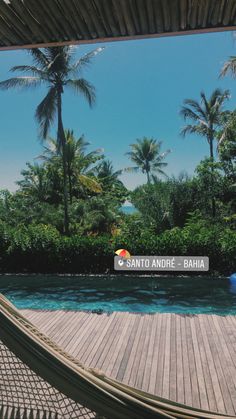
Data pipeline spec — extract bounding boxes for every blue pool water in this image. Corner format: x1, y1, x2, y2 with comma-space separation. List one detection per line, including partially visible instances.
0, 275, 235, 315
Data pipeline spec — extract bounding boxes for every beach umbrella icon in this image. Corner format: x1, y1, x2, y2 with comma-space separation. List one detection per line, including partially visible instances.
115, 249, 131, 259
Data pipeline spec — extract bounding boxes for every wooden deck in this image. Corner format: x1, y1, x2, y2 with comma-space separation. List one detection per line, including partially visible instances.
21, 310, 236, 417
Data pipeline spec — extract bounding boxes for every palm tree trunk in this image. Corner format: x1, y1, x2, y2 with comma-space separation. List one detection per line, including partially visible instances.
146, 171, 151, 184
209, 137, 214, 161
57, 89, 69, 235
68, 171, 73, 204
209, 135, 216, 218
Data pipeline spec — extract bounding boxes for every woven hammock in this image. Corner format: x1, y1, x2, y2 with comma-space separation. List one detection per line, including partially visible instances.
0, 294, 234, 419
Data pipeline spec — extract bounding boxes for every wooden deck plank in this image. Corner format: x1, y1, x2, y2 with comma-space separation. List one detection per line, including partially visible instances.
20, 310, 236, 416
185, 316, 200, 408
220, 316, 236, 367
189, 316, 208, 410
141, 314, 157, 392
57, 312, 92, 353
198, 314, 226, 413
155, 314, 167, 397
116, 315, 141, 382
71, 313, 107, 359
90, 313, 121, 370
123, 315, 146, 386
48, 311, 79, 341
204, 315, 235, 415
169, 314, 177, 402
180, 315, 192, 406
32, 310, 66, 334
67, 313, 105, 359
99, 313, 127, 372
148, 314, 162, 395
162, 313, 171, 399
135, 314, 153, 390
209, 316, 236, 411
110, 313, 136, 379
175, 315, 184, 404
83, 313, 118, 367
89, 312, 120, 369
194, 316, 217, 412
226, 315, 236, 356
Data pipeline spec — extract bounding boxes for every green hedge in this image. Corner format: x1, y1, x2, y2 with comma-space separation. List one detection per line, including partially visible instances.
114, 223, 236, 275
0, 221, 234, 274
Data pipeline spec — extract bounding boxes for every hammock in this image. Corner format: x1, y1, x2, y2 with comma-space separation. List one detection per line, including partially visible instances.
0, 294, 234, 419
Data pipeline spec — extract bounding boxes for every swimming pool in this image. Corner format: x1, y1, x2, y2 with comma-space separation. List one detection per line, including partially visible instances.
0, 275, 235, 315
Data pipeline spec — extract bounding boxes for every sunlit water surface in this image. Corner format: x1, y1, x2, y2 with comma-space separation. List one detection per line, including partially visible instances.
0, 275, 234, 315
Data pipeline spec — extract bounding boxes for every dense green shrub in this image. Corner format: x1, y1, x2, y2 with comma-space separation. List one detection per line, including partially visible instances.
0, 221, 234, 274
115, 217, 236, 274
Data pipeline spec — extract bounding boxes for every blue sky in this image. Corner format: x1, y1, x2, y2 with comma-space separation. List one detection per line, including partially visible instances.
0, 30, 235, 191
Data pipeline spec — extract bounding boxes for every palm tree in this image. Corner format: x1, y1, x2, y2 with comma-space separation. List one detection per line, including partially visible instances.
180, 89, 230, 217
0, 46, 103, 234
17, 162, 50, 202
180, 89, 230, 161
96, 160, 122, 188
125, 137, 170, 183
40, 130, 102, 203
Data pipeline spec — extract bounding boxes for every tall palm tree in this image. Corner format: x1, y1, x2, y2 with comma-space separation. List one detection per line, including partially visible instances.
0, 46, 103, 234
125, 137, 170, 183
180, 89, 230, 217
180, 89, 230, 161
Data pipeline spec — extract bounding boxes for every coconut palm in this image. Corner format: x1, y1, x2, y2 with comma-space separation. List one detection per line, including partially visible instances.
39, 130, 102, 203
95, 160, 127, 205
0, 46, 103, 234
125, 137, 170, 183
180, 89, 230, 161
180, 89, 230, 217
17, 162, 50, 202
96, 160, 122, 187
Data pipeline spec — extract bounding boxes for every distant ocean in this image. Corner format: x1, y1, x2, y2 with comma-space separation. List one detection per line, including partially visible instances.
120, 205, 137, 214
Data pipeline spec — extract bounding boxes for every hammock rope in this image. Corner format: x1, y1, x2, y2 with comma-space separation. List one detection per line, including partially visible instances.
0, 294, 234, 419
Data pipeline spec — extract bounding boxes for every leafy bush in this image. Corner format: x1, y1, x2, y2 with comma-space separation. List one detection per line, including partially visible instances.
115, 217, 236, 274
0, 221, 234, 274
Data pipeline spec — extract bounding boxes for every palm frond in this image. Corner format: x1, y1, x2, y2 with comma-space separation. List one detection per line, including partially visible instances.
220, 56, 236, 78
180, 124, 206, 137
215, 89, 230, 107
11, 65, 48, 79
209, 88, 227, 108
152, 161, 168, 169
180, 106, 200, 122
29, 49, 50, 68
78, 174, 102, 193
72, 47, 105, 72
66, 78, 96, 107
153, 149, 171, 161
152, 168, 168, 177
182, 99, 206, 120
0, 77, 41, 90
35, 87, 57, 139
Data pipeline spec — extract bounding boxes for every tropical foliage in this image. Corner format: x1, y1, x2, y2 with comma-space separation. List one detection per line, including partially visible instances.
0, 46, 103, 234
0, 46, 235, 274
